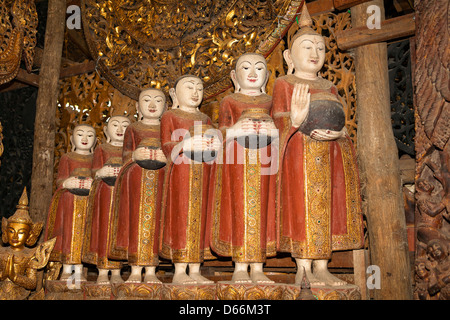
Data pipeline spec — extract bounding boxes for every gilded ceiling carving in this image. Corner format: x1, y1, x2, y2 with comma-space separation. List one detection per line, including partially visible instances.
81, 0, 304, 100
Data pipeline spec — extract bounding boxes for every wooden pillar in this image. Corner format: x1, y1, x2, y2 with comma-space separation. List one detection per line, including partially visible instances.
352, 0, 413, 299
29, 0, 66, 225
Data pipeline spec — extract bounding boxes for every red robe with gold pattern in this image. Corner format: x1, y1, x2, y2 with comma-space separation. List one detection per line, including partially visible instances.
44, 152, 93, 264
82, 143, 123, 269
272, 75, 364, 259
210, 93, 277, 263
159, 109, 215, 263
108, 121, 165, 266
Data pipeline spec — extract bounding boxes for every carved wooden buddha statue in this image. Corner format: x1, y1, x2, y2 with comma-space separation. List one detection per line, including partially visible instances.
211, 53, 278, 284
272, 4, 364, 286
160, 75, 220, 284
109, 89, 167, 284
82, 115, 130, 285
44, 124, 96, 283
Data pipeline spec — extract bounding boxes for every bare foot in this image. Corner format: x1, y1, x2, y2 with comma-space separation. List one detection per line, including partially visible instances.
312, 260, 347, 286
97, 273, 110, 285
295, 267, 325, 286
231, 270, 252, 284
126, 273, 142, 283
250, 263, 274, 284
189, 272, 213, 284
172, 273, 197, 285
144, 273, 162, 284
314, 269, 347, 287
250, 271, 274, 284
110, 273, 124, 285
187, 263, 213, 284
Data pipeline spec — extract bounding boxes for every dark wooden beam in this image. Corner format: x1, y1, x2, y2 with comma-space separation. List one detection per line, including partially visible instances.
66, 29, 92, 60
336, 13, 415, 50
14, 69, 40, 87
33, 47, 76, 68
393, 0, 414, 13
308, 0, 335, 16
59, 60, 96, 79
333, 0, 372, 10
4, 60, 96, 91
0, 80, 30, 93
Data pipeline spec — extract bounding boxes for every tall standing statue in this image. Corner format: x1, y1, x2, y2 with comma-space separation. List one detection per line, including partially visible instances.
0, 188, 56, 299
108, 88, 167, 284
82, 115, 131, 284
271, 5, 364, 286
44, 123, 96, 282
160, 75, 220, 284
211, 53, 278, 283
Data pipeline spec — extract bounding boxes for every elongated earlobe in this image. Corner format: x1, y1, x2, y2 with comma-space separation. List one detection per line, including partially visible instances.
90, 138, 97, 153
230, 70, 241, 92
104, 126, 111, 143
169, 88, 178, 108
135, 101, 143, 120
283, 49, 294, 75
262, 70, 271, 94
70, 135, 76, 152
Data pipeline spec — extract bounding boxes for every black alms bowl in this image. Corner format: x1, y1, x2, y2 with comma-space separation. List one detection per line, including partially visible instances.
135, 145, 167, 170
67, 176, 91, 196
236, 134, 272, 149
101, 164, 121, 186
299, 99, 345, 136
136, 159, 167, 170
68, 188, 90, 196
184, 150, 217, 163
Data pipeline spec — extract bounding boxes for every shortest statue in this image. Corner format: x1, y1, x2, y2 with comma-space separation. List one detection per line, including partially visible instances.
44, 123, 96, 282
0, 188, 56, 300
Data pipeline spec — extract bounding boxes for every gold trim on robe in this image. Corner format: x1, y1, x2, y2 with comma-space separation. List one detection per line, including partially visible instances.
66, 195, 88, 264
272, 75, 364, 260
131, 169, 159, 266
278, 136, 364, 259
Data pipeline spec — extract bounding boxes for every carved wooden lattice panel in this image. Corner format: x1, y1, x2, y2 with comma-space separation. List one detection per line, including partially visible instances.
0, 86, 36, 219
0, 0, 38, 84
388, 39, 415, 157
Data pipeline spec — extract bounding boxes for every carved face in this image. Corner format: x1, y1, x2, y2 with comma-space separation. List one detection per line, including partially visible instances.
137, 88, 166, 120
289, 34, 325, 75
427, 241, 447, 262
6, 222, 31, 251
105, 116, 131, 144
175, 76, 203, 109
415, 261, 428, 279
72, 125, 96, 153
233, 54, 267, 93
